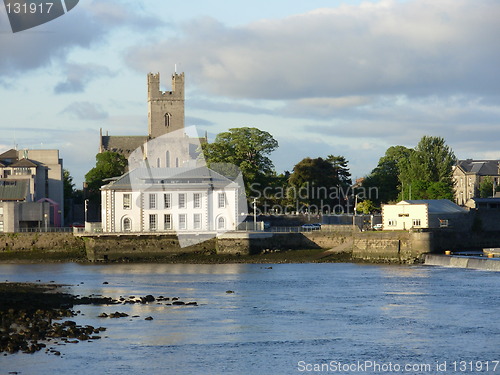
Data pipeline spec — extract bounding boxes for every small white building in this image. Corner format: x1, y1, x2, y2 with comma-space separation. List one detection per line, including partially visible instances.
101, 166, 242, 233
382, 199, 468, 230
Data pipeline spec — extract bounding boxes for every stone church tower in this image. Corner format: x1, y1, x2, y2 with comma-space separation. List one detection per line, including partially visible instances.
147, 72, 185, 138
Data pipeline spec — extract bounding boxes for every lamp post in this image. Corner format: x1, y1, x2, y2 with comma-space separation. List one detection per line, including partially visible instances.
44, 213, 48, 232
253, 198, 257, 231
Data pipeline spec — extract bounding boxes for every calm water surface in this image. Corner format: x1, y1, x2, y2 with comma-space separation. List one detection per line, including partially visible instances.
0, 263, 499, 375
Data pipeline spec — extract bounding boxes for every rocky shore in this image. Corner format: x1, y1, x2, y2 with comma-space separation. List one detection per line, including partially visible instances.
0, 283, 198, 355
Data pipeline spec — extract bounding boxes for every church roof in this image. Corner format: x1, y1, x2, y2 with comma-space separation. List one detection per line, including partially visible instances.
0, 180, 29, 201
101, 136, 149, 157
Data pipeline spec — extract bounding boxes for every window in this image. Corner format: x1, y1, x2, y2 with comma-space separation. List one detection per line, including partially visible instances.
0, 221, 3, 232
149, 194, 156, 209
179, 214, 187, 230
439, 219, 449, 228
164, 214, 172, 230
123, 194, 131, 210
164, 113, 171, 127
166, 151, 170, 168
149, 214, 157, 231
194, 214, 202, 229
218, 193, 226, 208
123, 218, 131, 232
0, 207, 3, 215
178, 193, 186, 209
193, 193, 201, 209
412, 219, 421, 227
388, 220, 397, 227
164, 193, 171, 209
217, 216, 226, 230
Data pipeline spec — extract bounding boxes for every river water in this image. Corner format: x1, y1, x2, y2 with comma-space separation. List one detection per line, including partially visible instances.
0, 262, 499, 375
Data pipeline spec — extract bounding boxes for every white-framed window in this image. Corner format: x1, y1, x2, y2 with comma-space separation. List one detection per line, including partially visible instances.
164, 193, 171, 209
193, 193, 201, 209
0, 221, 3, 232
164, 214, 172, 230
123, 194, 131, 210
179, 214, 187, 230
412, 219, 421, 227
218, 192, 226, 208
194, 213, 202, 230
149, 194, 157, 209
217, 216, 226, 230
178, 193, 186, 209
149, 214, 157, 231
388, 220, 397, 227
123, 217, 131, 232
0, 207, 3, 215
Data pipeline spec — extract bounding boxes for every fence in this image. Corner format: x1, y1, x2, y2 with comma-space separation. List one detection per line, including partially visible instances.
18, 227, 74, 233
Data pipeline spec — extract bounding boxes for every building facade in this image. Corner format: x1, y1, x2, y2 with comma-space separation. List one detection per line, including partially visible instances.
101, 166, 241, 233
0, 149, 64, 231
453, 160, 500, 206
382, 200, 468, 230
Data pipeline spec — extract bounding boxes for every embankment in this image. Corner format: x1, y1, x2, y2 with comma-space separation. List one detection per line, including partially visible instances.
0, 233, 86, 262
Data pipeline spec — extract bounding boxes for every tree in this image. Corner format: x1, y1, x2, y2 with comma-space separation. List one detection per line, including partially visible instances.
398, 136, 456, 200
85, 152, 127, 203
362, 146, 412, 204
63, 169, 75, 201
201, 127, 278, 194
356, 199, 376, 214
326, 155, 352, 189
479, 177, 494, 198
288, 156, 351, 212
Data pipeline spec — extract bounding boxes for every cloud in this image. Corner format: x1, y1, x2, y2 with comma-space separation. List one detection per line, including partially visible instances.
0, 0, 164, 80
125, 0, 500, 101
186, 116, 215, 127
54, 63, 115, 94
62, 101, 108, 120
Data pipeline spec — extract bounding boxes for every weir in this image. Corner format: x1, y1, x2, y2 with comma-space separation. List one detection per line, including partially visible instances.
424, 254, 500, 271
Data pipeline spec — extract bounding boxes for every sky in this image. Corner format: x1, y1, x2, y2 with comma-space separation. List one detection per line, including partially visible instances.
1, 0, 500, 187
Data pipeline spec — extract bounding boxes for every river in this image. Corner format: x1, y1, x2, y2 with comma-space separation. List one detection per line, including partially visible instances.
0, 262, 499, 374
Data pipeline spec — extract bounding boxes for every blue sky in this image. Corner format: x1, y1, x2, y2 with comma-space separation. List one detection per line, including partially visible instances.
1, 0, 500, 187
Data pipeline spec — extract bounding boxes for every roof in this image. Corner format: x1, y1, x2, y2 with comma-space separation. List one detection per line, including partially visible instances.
398, 199, 468, 214
0, 180, 29, 201
0, 149, 18, 160
102, 166, 241, 191
9, 158, 38, 168
456, 160, 500, 176
100, 136, 149, 157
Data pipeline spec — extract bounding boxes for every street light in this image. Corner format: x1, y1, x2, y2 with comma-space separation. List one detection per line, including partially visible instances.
253, 198, 257, 231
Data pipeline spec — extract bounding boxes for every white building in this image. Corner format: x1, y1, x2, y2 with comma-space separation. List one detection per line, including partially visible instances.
382, 200, 468, 230
101, 166, 242, 233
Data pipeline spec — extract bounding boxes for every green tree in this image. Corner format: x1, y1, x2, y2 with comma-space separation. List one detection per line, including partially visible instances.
63, 169, 75, 201
356, 199, 376, 214
85, 152, 127, 203
288, 156, 350, 212
326, 155, 352, 189
479, 177, 494, 198
399, 136, 456, 200
201, 127, 279, 194
362, 146, 412, 204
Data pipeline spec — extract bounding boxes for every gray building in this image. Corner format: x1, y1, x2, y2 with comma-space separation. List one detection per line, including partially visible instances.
0, 148, 64, 231
453, 159, 500, 205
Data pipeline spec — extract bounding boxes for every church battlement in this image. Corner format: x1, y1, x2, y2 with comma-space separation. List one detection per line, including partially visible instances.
147, 72, 185, 138
147, 72, 184, 100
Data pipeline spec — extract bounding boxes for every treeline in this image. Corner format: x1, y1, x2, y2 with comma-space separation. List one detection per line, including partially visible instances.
72, 127, 458, 215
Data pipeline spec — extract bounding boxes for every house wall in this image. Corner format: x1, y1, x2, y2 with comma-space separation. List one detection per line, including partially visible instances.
382, 203, 428, 230
102, 187, 238, 233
